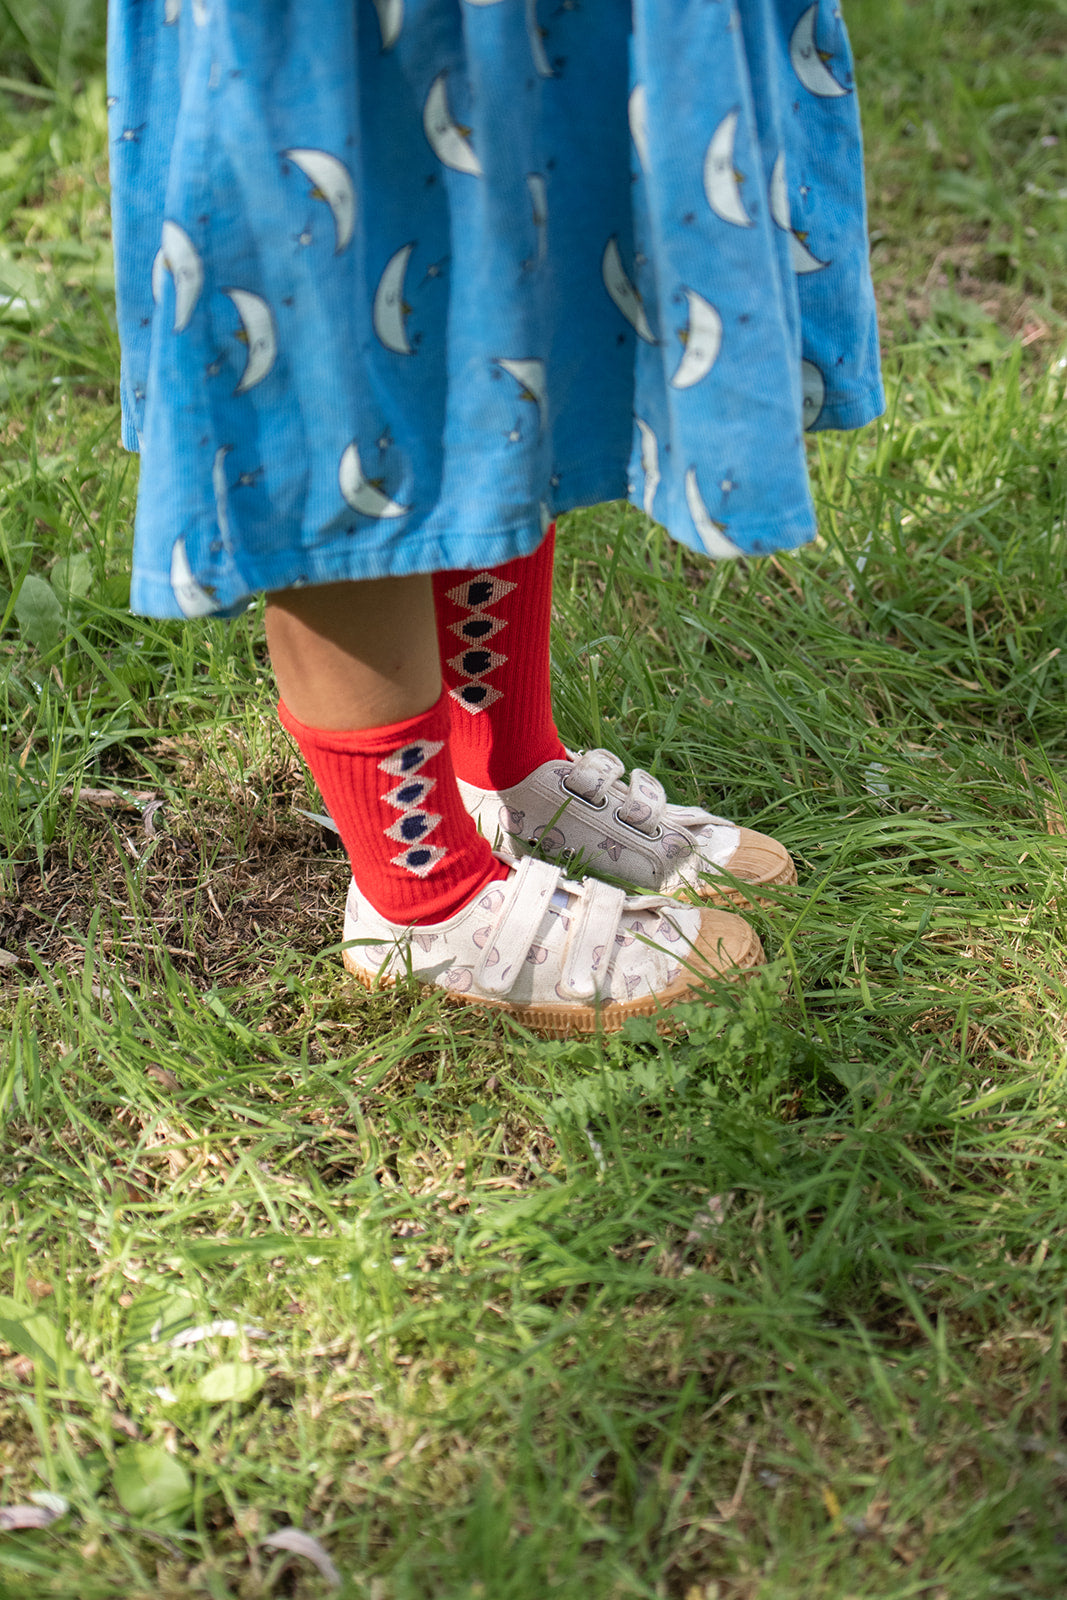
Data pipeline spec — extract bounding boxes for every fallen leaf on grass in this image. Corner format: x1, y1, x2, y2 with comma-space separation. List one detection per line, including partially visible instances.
169, 1319, 267, 1348
261, 1528, 342, 1589
0, 1504, 62, 1530
145, 1065, 182, 1092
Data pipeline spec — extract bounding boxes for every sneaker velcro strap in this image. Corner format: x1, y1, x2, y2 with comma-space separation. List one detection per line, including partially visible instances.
562, 749, 625, 806
558, 878, 627, 1002
473, 855, 563, 997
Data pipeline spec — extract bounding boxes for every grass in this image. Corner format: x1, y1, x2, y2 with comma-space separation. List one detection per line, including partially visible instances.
2, 1, 1067, 1596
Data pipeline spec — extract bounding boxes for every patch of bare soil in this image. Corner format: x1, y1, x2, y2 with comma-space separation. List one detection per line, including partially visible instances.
0, 794, 345, 991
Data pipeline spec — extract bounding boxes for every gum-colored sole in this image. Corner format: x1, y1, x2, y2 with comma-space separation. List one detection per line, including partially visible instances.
696, 828, 798, 906
342, 906, 765, 1039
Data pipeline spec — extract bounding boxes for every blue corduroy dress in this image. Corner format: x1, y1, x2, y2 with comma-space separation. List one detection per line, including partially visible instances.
107, 0, 883, 618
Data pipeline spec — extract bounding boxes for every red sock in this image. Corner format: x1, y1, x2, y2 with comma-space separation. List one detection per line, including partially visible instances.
433, 524, 569, 791
278, 690, 508, 925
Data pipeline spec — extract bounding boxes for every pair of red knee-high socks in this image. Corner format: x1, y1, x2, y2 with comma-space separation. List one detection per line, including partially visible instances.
278, 526, 568, 926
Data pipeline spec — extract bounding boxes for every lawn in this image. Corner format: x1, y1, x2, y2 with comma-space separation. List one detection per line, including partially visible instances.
2, 2, 1067, 1596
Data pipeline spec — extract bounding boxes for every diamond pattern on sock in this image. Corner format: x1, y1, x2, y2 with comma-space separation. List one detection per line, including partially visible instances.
380, 740, 447, 877
442, 572, 516, 717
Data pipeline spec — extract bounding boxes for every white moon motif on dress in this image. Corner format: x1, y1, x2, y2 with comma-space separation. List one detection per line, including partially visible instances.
373, 243, 415, 355
769, 152, 828, 273
373, 0, 403, 49
789, 5, 849, 97
171, 538, 219, 618
670, 289, 722, 390
527, 174, 547, 265
628, 84, 650, 173
423, 73, 483, 176
281, 148, 356, 252
164, 0, 180, 23
684, 468, 744, 560
602, 237, 655, 344
802, 359, 826, 430
526, 0, 554, 78
151, 247, 166, 305
223, 289, 277, 393
703, 110, 752, 228
339, 442, 411, 519
160, 220, 203, 334
192, 0, 208, 24
212, 446, 235, 556
636, 418, 660, 517
496, 358, 546, 428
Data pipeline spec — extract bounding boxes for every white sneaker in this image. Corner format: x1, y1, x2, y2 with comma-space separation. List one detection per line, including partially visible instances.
456, 750, 797, 902
343, 854, 764, 1037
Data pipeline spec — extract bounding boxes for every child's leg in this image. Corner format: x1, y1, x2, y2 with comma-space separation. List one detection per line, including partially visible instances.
267, 576, 507, 927
433, 530, 796, 902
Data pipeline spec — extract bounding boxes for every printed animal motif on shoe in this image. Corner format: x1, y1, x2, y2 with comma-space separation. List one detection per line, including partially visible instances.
479, 887, 506, 913
499, 804, 525, 834
623, 972, 644, 999
597, 837, 623, 863
526, 943, 549, 964
619, 799, 654, 827
656, 917, 682, 943
614, 927, 635, 947
443, 966, 474, 992
413, 931, 439, 951
472, 924, 493, 949
533, 824, 566, 854
660, 830, 690, 860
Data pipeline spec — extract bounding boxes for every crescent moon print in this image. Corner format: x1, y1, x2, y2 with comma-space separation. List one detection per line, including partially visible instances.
164, 0, 180, 22
192, 0, 207, 23
171, 538, 219, 618
526, 0, 554, 78
281, 149, 356, 252
527, 174, 548, 265
373, 243, 415, 355
670, 289, 722, 390
636, 418, 660, 517
159, 221, 203, 334
372, 0, 403, 49
789, 5, 850, 97
703, 110, 752, 228
802, 359, 826, 429
628, 84, 650, 173
496, 358, 546, 427
212, 446, 235, 555
684, 468, 744, 560
339, 442, 411, 519
769, 153, 828, 273
423, 73, 483, 177
151, 247, 166, 305
602, 237, 656, 344
223, 288, 277, 393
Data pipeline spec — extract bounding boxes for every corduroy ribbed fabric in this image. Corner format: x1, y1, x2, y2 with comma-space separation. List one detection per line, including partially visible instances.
433, 525, 569, 791
278, 690, 508, 926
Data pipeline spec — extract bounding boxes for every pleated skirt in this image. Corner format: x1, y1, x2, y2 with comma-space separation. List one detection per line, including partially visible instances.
107, 0, 883, 618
